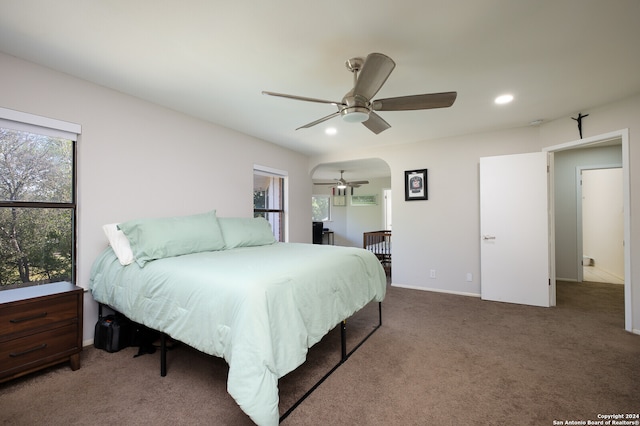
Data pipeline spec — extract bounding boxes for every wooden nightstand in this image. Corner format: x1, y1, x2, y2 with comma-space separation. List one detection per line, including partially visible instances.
0, 281, 83, 383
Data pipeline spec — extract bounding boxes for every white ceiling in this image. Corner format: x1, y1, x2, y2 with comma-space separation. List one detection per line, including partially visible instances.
1, 1, 639, 180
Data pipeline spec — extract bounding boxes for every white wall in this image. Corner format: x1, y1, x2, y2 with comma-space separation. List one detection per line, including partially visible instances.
582, 168, 624, 280
310, 92, 640, 332
312, 128, 541, 296
0, 52, 312, 342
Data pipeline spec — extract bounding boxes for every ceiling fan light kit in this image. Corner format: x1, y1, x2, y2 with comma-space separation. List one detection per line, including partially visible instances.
263, 52, 457, 134
341, 107, 369, 123
314, 170, 369, 189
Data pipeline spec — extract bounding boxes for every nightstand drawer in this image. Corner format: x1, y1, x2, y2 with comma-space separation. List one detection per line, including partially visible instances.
0, 295, 78, 337
0, 322, 79, 376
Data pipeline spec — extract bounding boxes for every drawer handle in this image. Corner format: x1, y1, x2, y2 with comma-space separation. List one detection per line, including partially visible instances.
10, 343, 48, 358
9, 312, 48, 323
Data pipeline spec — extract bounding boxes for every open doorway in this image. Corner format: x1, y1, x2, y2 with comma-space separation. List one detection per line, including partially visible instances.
545, 129, 631, 331
383, 189, 392, 231
310, 158, 391, 248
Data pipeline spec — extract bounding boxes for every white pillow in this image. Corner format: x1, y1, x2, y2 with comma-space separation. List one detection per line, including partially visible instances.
102, 223, 135, 266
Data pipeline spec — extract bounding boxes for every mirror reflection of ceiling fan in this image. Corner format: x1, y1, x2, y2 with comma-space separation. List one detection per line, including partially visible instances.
262, 52, 457, 134
314, 170, 369, 189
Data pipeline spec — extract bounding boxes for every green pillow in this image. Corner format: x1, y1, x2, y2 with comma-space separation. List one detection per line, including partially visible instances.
218, 217, 277, 249
118, 210, 225, 267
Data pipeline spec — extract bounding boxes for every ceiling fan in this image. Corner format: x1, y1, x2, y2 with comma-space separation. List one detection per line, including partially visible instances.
314, 170, 369, 189
262, 52, 457, 134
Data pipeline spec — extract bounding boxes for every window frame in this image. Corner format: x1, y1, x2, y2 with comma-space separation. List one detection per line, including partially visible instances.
0, 108, 80, 287
312, 194, 331, 222
253, 165, 288, 242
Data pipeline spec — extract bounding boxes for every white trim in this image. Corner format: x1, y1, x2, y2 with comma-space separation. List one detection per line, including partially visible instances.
556, 277, 578, 283
253, 164, 288, 177
547, 152, 557, 306
0, 107, 81, 140
542, 129, 623, 153
391, 282, 481, 298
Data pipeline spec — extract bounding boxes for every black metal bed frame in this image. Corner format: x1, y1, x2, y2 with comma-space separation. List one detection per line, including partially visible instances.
98, 301, 382, 423
276, 301, 382, 423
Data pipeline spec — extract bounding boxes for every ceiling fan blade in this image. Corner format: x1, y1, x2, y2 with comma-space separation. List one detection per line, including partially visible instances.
314, 182, 339, 185
262, 91, 342, 106
296, 111, 341, 130
362, 111, 391, 134
372, 91, 457, 111
348, 180, 369, 185
352, 53, 396, 100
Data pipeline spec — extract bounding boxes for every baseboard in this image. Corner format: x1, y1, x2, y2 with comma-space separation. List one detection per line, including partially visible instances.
391, 282, 480, 298
83, 339, 94, 347
556, 277, 577, 282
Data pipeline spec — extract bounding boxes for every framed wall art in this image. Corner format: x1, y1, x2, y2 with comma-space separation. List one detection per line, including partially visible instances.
351, 194, 377, 206
405, 169, 428, 201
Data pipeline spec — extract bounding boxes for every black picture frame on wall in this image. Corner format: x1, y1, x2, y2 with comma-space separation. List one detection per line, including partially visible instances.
405, 169, 428, 201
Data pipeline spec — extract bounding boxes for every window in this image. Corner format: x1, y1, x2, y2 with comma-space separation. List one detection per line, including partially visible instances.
0, 108, 79, 289
253, 166, 286, 242
312, 195, 331, 222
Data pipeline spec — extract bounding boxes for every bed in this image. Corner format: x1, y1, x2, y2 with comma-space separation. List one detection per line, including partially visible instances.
90, 212, 387, 426
363, 230, 391, 273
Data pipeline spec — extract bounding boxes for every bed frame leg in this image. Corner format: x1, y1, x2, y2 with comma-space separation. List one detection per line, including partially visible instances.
340, 320, 347, 362
160, 333, 167, 377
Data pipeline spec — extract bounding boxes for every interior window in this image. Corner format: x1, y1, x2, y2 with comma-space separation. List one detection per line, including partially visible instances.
0, 120, 77, 289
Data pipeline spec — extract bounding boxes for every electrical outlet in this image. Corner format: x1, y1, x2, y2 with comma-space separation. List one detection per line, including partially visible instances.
466, 273, 473, 282
429, 269, 436, 279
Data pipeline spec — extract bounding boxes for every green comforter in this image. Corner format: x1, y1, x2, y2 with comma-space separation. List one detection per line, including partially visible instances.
89, 242, 386, 426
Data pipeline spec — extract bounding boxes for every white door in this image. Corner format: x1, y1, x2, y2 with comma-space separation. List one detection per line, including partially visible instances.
480, 152, 551, 307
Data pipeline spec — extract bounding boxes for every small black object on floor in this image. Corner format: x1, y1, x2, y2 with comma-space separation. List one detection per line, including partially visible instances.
94, 304, 163, 357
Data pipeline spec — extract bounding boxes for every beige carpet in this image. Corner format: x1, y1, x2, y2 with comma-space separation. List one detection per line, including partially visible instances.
1, 281, 638, 425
